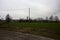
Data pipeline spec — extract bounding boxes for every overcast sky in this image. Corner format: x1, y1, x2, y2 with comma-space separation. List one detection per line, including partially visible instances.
0, 0, 60, 19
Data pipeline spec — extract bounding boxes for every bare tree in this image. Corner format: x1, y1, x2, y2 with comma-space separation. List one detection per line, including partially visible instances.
49, 15, 54, 21
46, 16, 48, 20
6, 14, 11, 22
54, 16, 59, 22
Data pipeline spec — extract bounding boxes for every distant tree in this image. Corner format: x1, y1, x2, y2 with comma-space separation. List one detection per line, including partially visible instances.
0, 16, 1, 21
5, 14, 11, 22
54, 16, 59, 22
46, 16, 48, 20
49, 15, 54, 21
27, 16, 29, 20
45, 16, 49, 22
0, 16, 3, 22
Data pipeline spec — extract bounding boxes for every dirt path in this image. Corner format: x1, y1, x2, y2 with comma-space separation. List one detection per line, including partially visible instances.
0, 30, 55, 40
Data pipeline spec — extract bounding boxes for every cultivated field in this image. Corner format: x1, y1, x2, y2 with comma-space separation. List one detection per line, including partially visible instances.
0, 22, 60, 40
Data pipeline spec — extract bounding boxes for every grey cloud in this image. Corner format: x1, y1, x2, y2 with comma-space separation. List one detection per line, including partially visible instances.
0, 0, 60, 19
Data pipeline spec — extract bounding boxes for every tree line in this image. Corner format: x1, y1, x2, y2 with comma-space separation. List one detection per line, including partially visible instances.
0, 14, 60, 23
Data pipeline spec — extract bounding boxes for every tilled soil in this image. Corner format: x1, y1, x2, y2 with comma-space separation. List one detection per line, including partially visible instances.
0, 30, 55, 40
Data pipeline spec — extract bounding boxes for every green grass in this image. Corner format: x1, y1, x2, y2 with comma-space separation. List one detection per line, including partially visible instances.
0, 22, 60, 40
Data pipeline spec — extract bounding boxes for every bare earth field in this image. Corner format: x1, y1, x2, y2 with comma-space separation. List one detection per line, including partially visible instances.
0, 30, 55, 40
